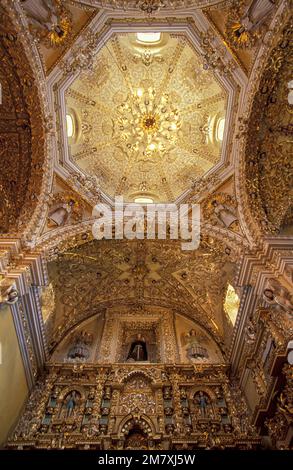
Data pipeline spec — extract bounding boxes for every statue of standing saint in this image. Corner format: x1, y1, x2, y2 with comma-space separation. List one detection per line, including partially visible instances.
64, 391, 79, 418
126, 333, 148, 362
195, 391, 210, 418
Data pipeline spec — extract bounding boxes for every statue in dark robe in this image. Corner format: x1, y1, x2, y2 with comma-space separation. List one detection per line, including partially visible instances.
127, 333, 148, 361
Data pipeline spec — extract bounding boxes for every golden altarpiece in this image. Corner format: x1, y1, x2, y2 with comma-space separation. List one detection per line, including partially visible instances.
0, 0, 292, 452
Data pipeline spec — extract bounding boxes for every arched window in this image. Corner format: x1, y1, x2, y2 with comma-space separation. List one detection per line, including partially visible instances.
224, 284, 240, 326
216, 117, 225, 142
134, 197, 154, 204
136, 32, 161, 44
66, 113, 74, 138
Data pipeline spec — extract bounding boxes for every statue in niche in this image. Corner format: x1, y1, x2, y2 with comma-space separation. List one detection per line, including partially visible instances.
263, 280, 293, 316
62, 391, 80, 419
211, 199, 238, 229
194, 391, 211, 419
127, 333, 148, 362
183, 329, 209, 362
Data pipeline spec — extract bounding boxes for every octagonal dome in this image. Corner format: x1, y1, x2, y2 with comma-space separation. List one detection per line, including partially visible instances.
65, 32, 227, 203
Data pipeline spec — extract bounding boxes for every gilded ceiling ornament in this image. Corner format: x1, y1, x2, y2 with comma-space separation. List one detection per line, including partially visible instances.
244, 23, 293, 234
87, 0, 230, 10
45, 238, 232, 346
67, 172, 101, 203
116, 87, 182, 160
138, 0, 166, 14
0, 11, 46, 236
61, 29, 108, 75
200, 29, 236, 75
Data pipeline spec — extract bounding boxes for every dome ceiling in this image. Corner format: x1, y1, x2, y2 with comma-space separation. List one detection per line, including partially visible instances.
65, 32, 227, 202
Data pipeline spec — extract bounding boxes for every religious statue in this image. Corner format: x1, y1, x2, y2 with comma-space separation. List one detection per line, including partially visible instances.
184, 329, 209, 362
67, 331, 93, 362
263, 281, 293, 316
194, 391, 210, 418
211, 200, 238, 229
126, 333, 148, 362
63, 391, 79, 418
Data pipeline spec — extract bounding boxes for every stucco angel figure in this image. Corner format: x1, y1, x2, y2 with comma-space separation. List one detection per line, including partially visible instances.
182, 329, 209, 362
263, 280, 293, 316
211, 199, 238, 229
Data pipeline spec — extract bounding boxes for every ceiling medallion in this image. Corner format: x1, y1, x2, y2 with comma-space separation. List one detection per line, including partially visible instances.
116, 87, 182, 159
139, 0, 166, 14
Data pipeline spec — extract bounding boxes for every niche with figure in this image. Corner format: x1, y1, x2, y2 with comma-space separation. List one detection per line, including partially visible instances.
192, 391, 214, 419
120, 328, 157, 363
49, 315, 104, 363
175, 314, 223, 364
59, 390, 81, 420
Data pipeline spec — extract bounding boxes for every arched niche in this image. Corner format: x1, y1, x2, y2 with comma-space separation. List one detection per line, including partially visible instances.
50, 313, 105, 363
49, 308, 224, 365
175, 313, 224, 364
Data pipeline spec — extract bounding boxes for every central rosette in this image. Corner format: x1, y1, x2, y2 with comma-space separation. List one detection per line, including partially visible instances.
116, 87, 181, 159
141, 113, 159, 133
